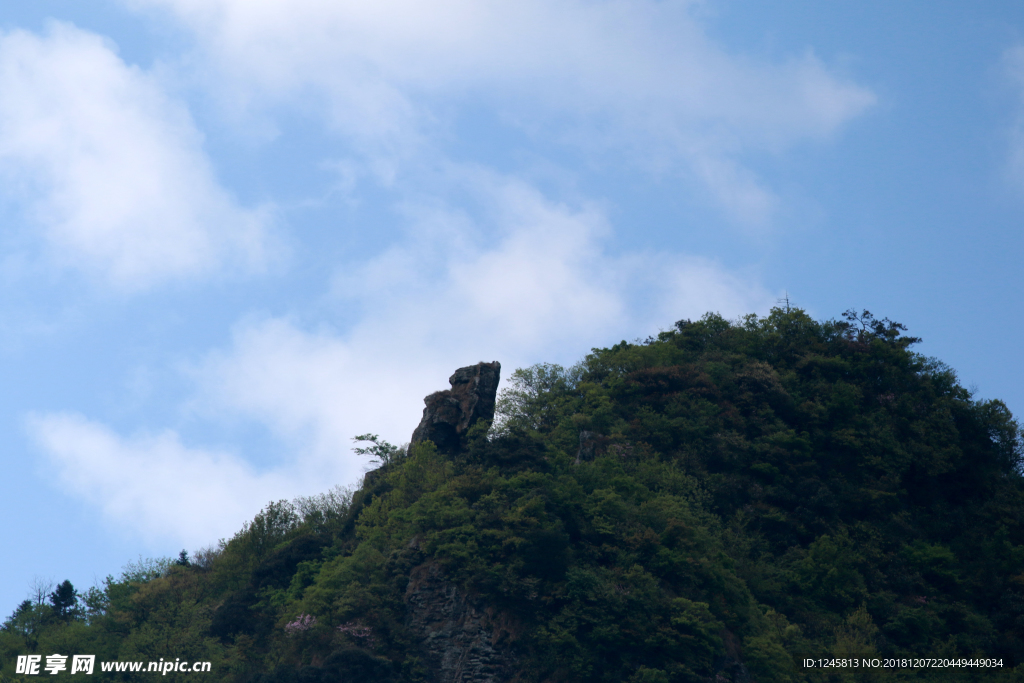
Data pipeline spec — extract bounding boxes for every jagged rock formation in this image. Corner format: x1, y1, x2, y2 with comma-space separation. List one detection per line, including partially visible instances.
403, 364, 517, 682
411, 362, 501, 453
405, 561, 517, 683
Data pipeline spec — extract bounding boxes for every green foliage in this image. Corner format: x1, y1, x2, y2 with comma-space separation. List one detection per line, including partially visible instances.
4, 307, 1023, 682
48, 581, 79, 623
352, 434, 406, 467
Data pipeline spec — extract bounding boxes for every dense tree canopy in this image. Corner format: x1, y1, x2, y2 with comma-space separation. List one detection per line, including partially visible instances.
3, 308, 1023, 682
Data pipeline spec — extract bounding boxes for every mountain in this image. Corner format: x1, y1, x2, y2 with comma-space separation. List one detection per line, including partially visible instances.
3, 307, 1023, 682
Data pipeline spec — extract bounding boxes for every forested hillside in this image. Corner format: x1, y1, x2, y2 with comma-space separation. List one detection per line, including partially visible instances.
3, 308, 1023, 682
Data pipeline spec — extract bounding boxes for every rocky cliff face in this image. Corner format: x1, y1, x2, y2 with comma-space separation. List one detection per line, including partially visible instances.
405, 561, 517, 683
410, 362, 501, 453
403, 363, 517, 683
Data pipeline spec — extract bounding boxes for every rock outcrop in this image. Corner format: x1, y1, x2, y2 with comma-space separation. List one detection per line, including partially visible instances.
411, 362, 501, 453
405, 561, 517, 683
716, 629, 752, 683
403, 363, 515, 682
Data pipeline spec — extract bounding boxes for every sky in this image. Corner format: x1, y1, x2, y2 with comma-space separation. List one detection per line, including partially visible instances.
0, 0, 1022, 614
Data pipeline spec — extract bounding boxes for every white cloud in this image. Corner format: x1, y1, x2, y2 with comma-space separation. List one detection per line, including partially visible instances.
199, 172, 774, 455
0, 23, 275, 289
25, 413, 294, 548
122, 0, 874, 226
196, 317, 435, 462
26, 170, 774, 543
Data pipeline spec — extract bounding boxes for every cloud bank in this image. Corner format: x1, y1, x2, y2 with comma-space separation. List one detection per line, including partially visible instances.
0, 23, 274, 289
29, 172, 774, 544
123, 0, 875, 225
20, 1, 871, 546
203, 174, 773, 446
25, 413, 292, 548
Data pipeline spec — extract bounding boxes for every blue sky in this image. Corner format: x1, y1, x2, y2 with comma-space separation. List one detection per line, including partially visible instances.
1, 0, 1022, 614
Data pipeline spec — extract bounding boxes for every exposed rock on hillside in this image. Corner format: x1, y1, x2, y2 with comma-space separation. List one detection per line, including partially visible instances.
411, 362, 500, 453
405, 561, 517, 683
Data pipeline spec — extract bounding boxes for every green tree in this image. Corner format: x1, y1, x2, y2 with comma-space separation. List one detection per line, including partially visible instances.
49, 580, 79, 622
352, 433, 405, 467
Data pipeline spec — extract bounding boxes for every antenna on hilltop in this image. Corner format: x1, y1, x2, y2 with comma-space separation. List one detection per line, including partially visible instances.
777, 291, 792, 313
